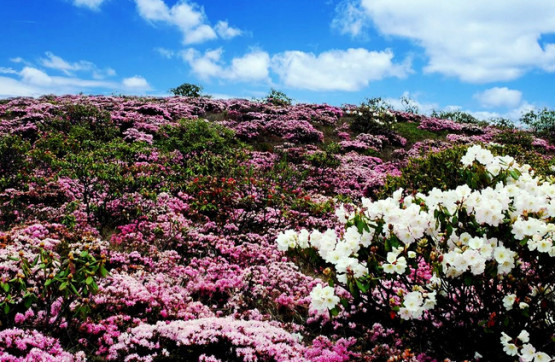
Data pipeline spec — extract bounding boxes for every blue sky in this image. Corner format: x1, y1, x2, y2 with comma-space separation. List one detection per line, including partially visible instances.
0, 0, 554, 121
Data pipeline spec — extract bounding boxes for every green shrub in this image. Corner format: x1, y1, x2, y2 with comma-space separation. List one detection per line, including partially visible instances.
392, 122, 448, 145
46, 104, 118, 143
379, 143, 555, 198
520, 107, 555, 141
265, 89, 293, 106
494, 129, 533, 148
431, 109, 485, 125
156, 119, 241, 156
169, 83, 203, 98
0, 135, 31, 189
350, 98, 396, 135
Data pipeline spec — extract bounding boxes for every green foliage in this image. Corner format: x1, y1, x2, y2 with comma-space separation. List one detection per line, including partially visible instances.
431, 109, 484, 125
350, 98, 396, 135
380, 143, 555, 198
265, 89, 293, 106
156, 119, 241, 156
379, 145, 469, 197
169, 83, 203, 98
0, 135, 31, 189
1, 241, 107, 324
490, 117, 516, 130
520, 107, 555, 141
392, 122, 448, 145
400, 95, 419, 114
494, 129, 533, 148
47, 104, 118, 143
304, 149, 340, 169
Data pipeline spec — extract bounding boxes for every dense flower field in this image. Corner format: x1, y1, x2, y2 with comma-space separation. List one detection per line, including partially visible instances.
0, 95, 553, 361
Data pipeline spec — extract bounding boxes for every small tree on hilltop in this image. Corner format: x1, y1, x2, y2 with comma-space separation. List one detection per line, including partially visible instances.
170, 83, 203, 98
265, 89, 292, 106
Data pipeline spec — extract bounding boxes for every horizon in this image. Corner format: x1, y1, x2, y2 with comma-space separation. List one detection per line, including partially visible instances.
0, 0, 554, 121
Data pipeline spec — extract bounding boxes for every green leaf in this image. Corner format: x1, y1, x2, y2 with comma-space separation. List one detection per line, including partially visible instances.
509, 169, 521, 180
330, 307, 340, 317
44, 279, 52, 287
340, 297, 350, 309
464, 275, 473, 286
59, 282, 68, 291
3, 304, 9, 314
355, 279, 370, 293
0, 282, 9, 293
80, 251, 89, 258
85, 276, 93, 285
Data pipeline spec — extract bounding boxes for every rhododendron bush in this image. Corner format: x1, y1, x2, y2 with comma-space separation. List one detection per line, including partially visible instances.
0, 95, 553, 361
279, 145, 554, 361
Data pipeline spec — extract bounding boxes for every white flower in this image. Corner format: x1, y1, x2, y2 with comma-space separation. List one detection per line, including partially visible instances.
335, 204, 348, 224
517, 330, 530, 343
298, 229, 310, 249
520, 344, 536, 361
276, 230, 298, 251
310, 284, 340, 312
503, 342, 519, 356
493, 246, 514, 264
533, 352, 552, 362
503, 294, 516, 310
500, 332, 512, 343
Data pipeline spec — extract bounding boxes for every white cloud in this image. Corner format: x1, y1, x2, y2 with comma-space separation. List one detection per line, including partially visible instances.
73, 0, 106, 10
122, 76, 151, 90
182, 48, 270, 82
0, 67, 18, 75
155, 47, 175, 58
331, 0, 369, 38
39, 52, 116, 79
0, 64, 151, 97
135, 0, 250, 44
40, 51, 93, 75
473, 87, 523, 108
334, 0, 555, 83
384, 91, 439, 115
271, 48, 411, 91
215, 21, 243, 39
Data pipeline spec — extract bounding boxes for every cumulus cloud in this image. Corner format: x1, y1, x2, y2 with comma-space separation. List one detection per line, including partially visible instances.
215, 21, 243, 39
270, 48, 411, 91
155, 47, 175, 58
40, 51, 94, 75
40, 52, 116, 79
473, 87, 523, 108
122, 75, 151, 90
134, 0, 242, 44
0, 57, 151, 98
181, 48, 270, 82
333, 0, 555, 83
72, 0, 106, 10
331, 0, 369, 38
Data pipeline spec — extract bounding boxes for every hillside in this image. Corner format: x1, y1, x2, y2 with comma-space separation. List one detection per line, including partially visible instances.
0, 95, 554, 361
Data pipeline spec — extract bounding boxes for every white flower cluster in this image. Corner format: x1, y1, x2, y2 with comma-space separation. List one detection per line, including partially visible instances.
309, 284, 340, 312
276, 145, 555, 316
399, 290, 437, 320
501, 331, 552, 361
278, 223, 373, 290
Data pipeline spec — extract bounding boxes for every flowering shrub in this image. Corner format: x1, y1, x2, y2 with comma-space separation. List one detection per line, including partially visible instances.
279, 145, 554, 361
0, 95, 553, 361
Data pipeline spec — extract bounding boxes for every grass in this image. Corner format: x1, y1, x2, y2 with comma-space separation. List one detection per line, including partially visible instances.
392, 122, 450, 146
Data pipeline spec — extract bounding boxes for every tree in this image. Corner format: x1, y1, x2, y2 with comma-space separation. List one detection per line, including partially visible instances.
169, 83, 203, 97
520, 107, 555, 141
265, 89, 292, 106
